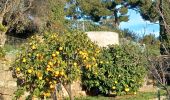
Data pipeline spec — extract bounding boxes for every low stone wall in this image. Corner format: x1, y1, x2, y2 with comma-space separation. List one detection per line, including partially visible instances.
0, 52, 86, 100
0, 32, 6, 47
0, 59, 17, 100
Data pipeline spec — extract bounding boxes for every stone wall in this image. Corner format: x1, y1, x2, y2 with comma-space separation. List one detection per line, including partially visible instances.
0, 17, 6, 47
0, 59, 17, 100
0, 51, 86, 100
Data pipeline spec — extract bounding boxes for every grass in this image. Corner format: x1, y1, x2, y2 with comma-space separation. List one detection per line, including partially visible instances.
3, 44, 16, 52
115, 92, 158, 100
0, 44, 21, 59
70, 91, 167, 100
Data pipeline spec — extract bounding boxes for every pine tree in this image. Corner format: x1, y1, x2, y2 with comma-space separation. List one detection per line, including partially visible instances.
138, 0, 170, 54
66, 0, 140, 28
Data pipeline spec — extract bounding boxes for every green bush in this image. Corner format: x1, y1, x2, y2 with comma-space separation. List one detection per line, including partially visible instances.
82, 44, 147, 96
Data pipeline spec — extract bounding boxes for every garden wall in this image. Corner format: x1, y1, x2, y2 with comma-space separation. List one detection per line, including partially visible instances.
0, 59, 17, 100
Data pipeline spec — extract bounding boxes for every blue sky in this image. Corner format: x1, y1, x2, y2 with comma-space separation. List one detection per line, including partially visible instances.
120, 10, 160, 37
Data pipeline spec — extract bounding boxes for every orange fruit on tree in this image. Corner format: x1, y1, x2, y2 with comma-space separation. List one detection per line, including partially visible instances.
73, 62, 77, 66
52, 53, 56, 57
46, 67, 51, 72
38, 76, 43, 80
56, 51, 59, 55
27, 69, 32, 74
22, 58, 26, 63
112, 86, 116, 89
125, 88, 129, 92
134, 92, 137, 95
16, 67, 20, 72
55, 71, 59, 76
31, 45, 36, 50
60, 71, 64, 76
59, 47, 63, 51
50, 84, 55, 89
48, 61, 53, 66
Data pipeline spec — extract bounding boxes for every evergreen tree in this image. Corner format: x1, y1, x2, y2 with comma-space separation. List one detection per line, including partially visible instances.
137, 0, 170, 54
66, 0, 140, 28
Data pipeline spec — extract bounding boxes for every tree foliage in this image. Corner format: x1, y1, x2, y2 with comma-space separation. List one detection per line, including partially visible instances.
66, 0, 140, 28
137, 0, 170, 54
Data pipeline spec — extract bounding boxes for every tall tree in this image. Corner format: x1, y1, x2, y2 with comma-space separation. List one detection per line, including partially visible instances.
137, 0, 170, 54
2, 0, 48, 38
66, 0, 140, 28
0, 0, 23, 46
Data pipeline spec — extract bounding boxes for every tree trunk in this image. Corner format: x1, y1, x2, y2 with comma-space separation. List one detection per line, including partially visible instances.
159, 0, 170, 55
0, 17, 7, 47
114, 10, 119, 29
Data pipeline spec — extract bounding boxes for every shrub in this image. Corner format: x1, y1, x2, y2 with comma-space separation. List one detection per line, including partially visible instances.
82, 44, 147, 96
0, 47, 5, 58
0, 23, 7, 32
12, 31, 100, 99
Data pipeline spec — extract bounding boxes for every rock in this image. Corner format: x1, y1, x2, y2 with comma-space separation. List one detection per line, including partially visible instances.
0, 71, 6, 80
0, 62, 5, 70
0, 31, 6, 47
0, 81, 5, 87
3, 63, 11, 71
58, 81, 86, 99
7, 81, 17, 88
0, 87, 16, 95
0, 60, 17, 100
71, 81, 86, 97
57, 84, 69, 98
1, 95, 12, 100
6, 71, 14, 80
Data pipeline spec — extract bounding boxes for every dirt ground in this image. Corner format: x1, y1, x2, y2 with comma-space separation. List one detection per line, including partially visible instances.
139, 85, 158, 92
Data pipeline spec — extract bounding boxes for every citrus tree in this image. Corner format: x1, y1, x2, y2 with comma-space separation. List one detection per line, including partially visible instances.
12, 30, 147, 99
82, 44, 147, 96
12, 31, 100, 99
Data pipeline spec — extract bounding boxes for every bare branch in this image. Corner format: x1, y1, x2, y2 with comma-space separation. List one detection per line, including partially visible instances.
156, 0, 170, 34
22, 0, 34, 12
0, 0, 21, 17
146, 54, 170, 97
0, 0, 10, 16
